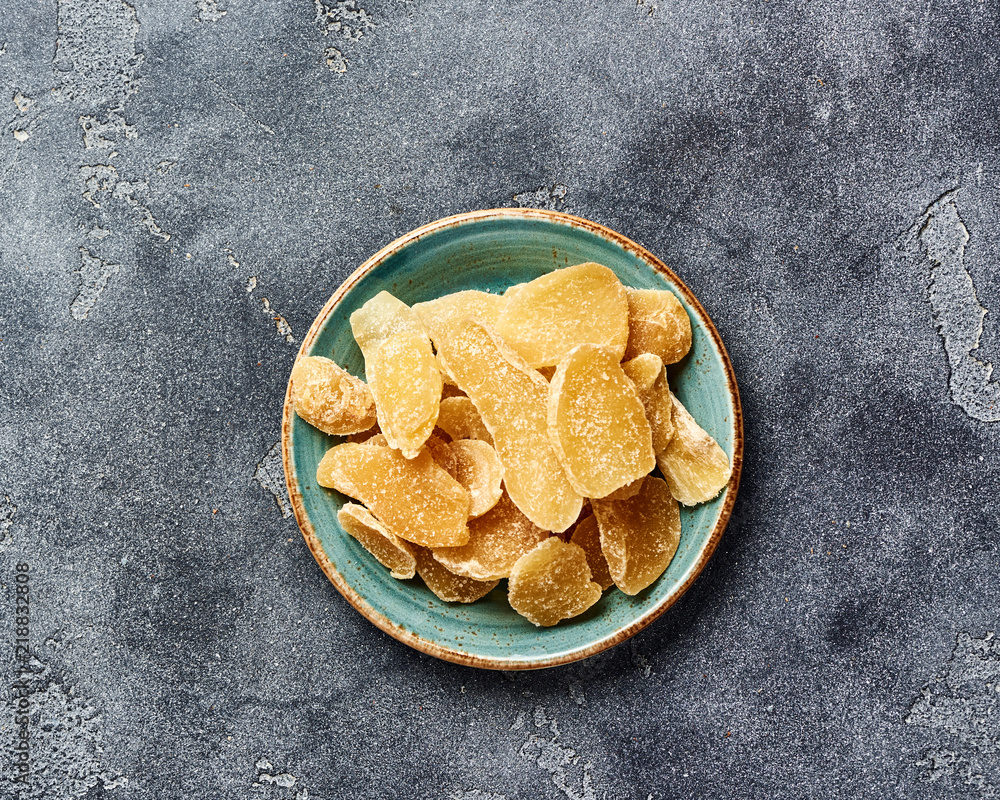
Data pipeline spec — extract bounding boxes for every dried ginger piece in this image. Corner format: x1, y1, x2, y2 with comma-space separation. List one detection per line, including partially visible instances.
367, 329, 443, 458
601, 476, 644, 503
622, 353, 675, 453
436, 318, 583, 532
494, 263, 629, 368
624, 287, 692, 364
338, 503, 416, 579
291, 356, 376, 435
349, 292, 441, 457
592, 476, 680, 595
412, 290, 506, 349
433, 493, 548, 580
436, 396, 493, 445
657, 393, 731, 506
508, 538, 602, 626
548, 343, 655, 499
446, 440, 504, 518
413, 545, 499, 602
569, 514, 614, 591
316, 443, 470, 548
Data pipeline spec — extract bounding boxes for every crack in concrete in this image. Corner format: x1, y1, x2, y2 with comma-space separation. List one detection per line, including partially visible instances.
906, 190, 1000, 421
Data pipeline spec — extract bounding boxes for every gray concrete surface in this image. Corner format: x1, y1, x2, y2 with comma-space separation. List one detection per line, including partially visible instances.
1, 0, 998, 797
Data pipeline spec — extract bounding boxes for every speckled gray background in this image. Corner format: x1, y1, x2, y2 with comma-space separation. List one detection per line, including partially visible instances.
1, 0, 998, 798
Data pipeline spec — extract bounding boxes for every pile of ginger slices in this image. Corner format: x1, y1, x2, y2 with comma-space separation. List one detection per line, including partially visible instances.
291, 262, 732, 627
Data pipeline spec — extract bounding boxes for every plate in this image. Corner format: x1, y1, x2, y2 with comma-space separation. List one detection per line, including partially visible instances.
281, 208, 743, 670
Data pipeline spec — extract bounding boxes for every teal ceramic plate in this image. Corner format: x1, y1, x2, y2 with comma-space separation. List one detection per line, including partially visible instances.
282, 209, 743, 670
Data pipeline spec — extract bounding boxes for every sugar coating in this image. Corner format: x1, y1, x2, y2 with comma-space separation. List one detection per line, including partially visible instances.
413, 545, 499, 602
548, 344, 656, 499
622, 353, 675, 454
446, 439, 504, 518
432, 493, 548, 580
367, 329, 442, 458
592, 476, 680, 595
349, 291, 430, 360
436, 318, 584, 533
436, 396, 494, 445
337, 503, 416, 579
412, 290, 506, 352
494, 263, 629, 368
569, 514, 614, 591
290, 355, 377, 435
657, 393, 732, 506
316, 443, 470, 548
623, 287, 692, 364
507, 538, 602, 627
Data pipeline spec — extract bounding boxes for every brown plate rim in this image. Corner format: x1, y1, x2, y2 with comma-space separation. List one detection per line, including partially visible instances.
281, 207, 744, 670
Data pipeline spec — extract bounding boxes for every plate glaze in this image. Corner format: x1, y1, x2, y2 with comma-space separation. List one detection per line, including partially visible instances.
281, 208, 743, 670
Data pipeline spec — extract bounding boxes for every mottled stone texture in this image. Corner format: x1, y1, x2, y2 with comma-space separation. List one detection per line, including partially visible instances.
0, 0, 998, 798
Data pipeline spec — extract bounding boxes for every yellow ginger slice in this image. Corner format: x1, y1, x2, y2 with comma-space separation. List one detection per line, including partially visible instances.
592, 476, 680, 595
548, 344, 655, 499
602, 476, 644, 503
349, 291, 430, 359
569, 514, 614, 591
337, 503, 416, 579
436, 318, 583, 532
413, 546, 499, 602
446, 440, 504, 518
412, 290, 506, 349
508, 538, 602, 626
433, 493, 548, 580
316, 443, 470, 548
624, 288, 692, 364
290, 356, 377, 435
622, 353, 675, 453
657, 393, 732, 505
436, 396, 493, 445
367, 330, 443, 458
494, 263, 629, 368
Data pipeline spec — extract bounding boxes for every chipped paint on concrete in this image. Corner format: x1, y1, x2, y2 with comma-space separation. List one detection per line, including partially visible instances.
254, 442, 292, 518
262, 297, 295, 344
0, 494, 15, 544
79, 106, 136, 149
906, 631, 1000, 794
79, 163, 170, 241
196, 0, 227, 22
324, 47, 348, 74
12, 129, 28, 142
908, 190, 1000, 421
53, 0, 143, 103
314, 0, 375, 42
71, 248, 119, 320
519, 707, 597, 800
513, 184, 568, 211
13, 91, 33, 112
11, 646, 125, 798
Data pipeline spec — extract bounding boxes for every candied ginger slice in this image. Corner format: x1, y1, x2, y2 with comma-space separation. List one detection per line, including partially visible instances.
435, 318, 583, 532
349, 291, 430, 360
624, 288, 692, 365
412, 290, 506, 348
508, 538, 602, 627
569, 514, 614, 591
548, 343, 655, 499
656, 393, 732, 505
436, 396, 493, 445
494, 263, 629, 368
290, 356, 377, 435
446, 439, 504, 518
316, 443, 470, 548
367, 329, 442, 458
413, 545, 499, 602
592, 476, 680, 595
337, 503, 416, 579
622, 353, 675, 453
432, 493, 548, 580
